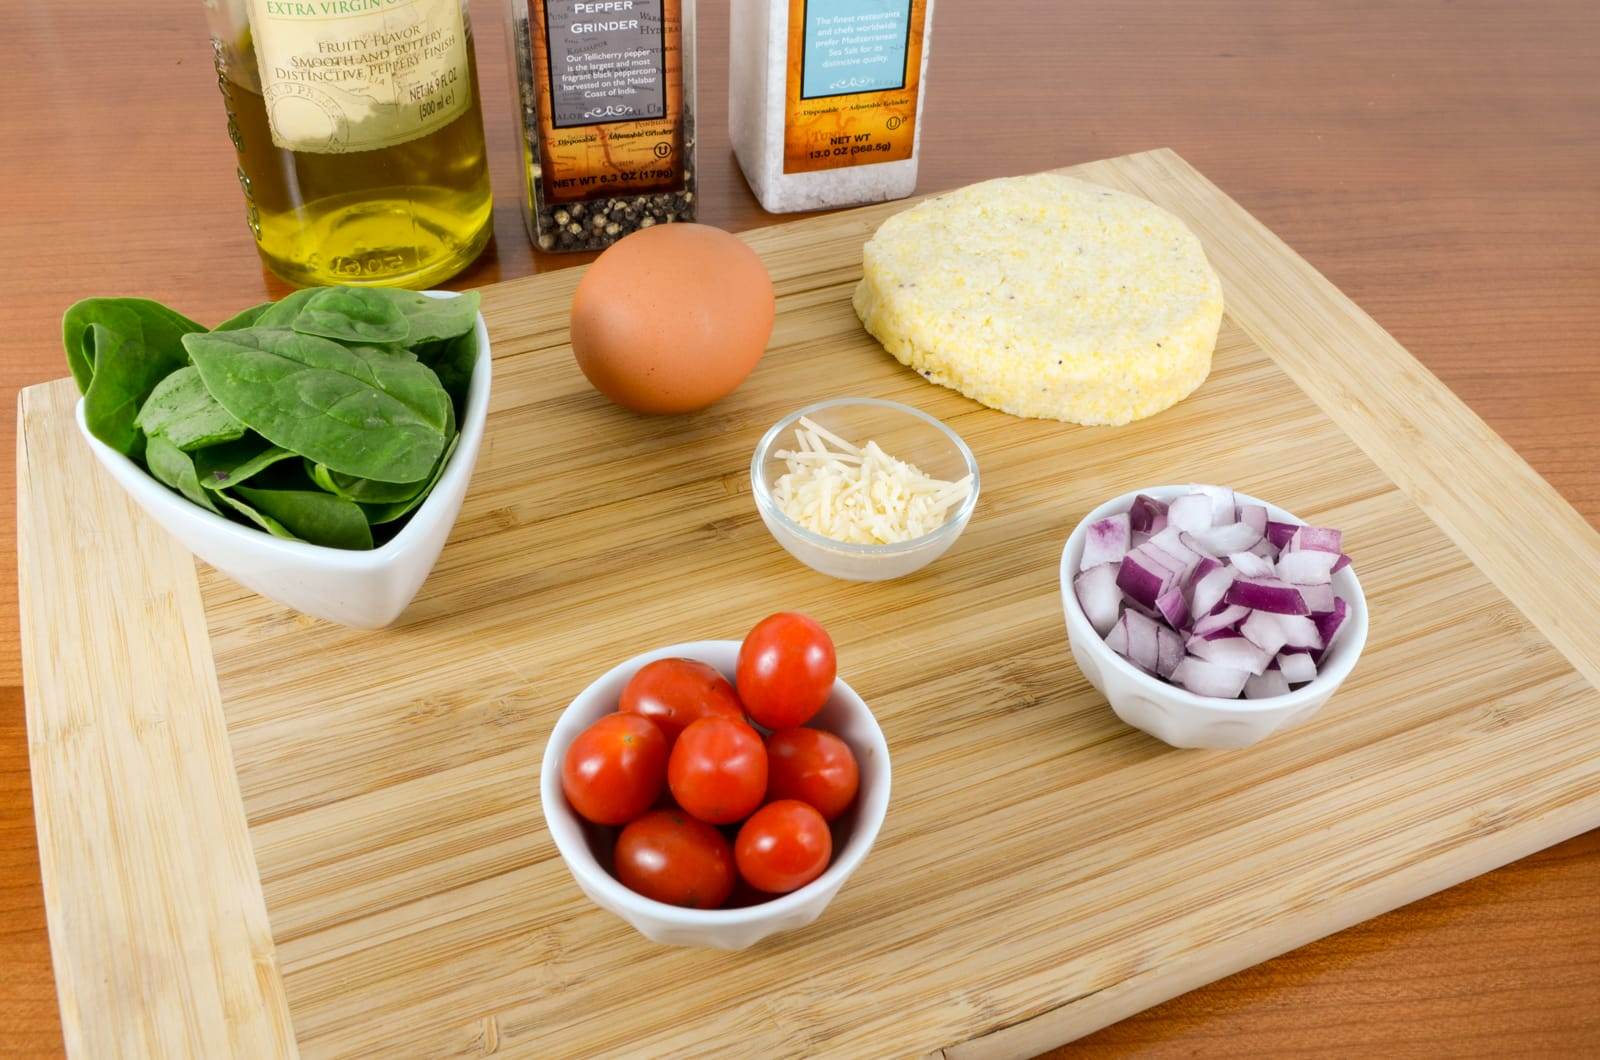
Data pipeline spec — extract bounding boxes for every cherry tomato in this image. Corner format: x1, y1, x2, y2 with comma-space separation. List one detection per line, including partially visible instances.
734, 799, 832, 894
614, 809, 735, 909
561, 713, 667, 826
765, 727, 859, 821
619, 657, 744, 747
668, 717, 768, 824
736, 612, 837, 729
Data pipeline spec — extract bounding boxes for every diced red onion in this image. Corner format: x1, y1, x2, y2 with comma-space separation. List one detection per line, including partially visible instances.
1074, 562, 1122, 637
1273, 613, 1324, 650
1125, 609, 1161, 672
1186, 634, 1271, 675
1227, 551, 1276, 579
1312, 597, 1348, 648
1081, 487, 1353, 700
1191, 519, 1264, 555
1225, 577, 1310, 615
1191, 603, 1249, 636
1173, 656, 1250, 698
1248, 538, 1278, 559
1155, 586, 1189, 629
1167, 493, 1214, 534
1117, 552, 1175, 608
1276, 549, 1337, 585
1287, 525, 1342, 554
1105, 613, 1129, 654
1189, 566, 1234, 618
1277, 651, 1318, 684
1156, 626, 1185, 679
1081, 513, 1131, 569
1128, 494, 1168, 533
1244, 669, 1290, 699
1191, 484, 1236, 525
1296, 583, 1336, 613
1240, 609, 1289, 656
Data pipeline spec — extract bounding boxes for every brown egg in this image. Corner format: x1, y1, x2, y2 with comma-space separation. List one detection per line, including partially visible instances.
570, 223, 775, 414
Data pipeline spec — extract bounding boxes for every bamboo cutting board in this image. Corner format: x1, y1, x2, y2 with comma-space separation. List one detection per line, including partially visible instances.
18, 149, 1600, 1058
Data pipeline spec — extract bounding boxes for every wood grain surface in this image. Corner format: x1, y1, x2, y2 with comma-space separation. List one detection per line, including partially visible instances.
4, 0, 1598, 1055
17, 150, 1600, 1055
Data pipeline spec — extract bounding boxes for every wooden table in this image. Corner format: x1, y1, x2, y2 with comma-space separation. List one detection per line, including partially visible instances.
4, 0, 1597, 1054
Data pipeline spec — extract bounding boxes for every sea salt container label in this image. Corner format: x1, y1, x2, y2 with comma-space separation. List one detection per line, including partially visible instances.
528, 0, 688, 204
783, 0, 926, 174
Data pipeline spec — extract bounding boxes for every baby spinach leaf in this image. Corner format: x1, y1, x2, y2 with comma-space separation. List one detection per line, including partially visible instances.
215, 490, 297, 539
214, 302, 271, 331
418, 329, 478, 413
362, 432, 459, 526
307, 460, 428, 504
193, 439, 299, 490
253, 287, 321, 328
135, 366, 247, 451
63, 298, 205, 457
293, 287, 411, 344
145, 435, 221, 514
182, 327, 448, 483
396, 289, 480, 344
233, 485, 373, 550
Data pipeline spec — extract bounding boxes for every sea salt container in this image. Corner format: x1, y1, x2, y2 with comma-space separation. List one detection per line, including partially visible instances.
730, 0, 935, 213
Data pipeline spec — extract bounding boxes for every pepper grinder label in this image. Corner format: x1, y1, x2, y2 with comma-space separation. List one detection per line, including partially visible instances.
782, 0, 926, 174
529, 0, 686, 204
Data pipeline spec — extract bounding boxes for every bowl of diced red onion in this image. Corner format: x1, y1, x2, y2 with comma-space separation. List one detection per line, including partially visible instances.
1059, 484, 1367, 749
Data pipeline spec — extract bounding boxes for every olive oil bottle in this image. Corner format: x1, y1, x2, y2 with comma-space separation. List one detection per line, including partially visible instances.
204, 0, 493, 288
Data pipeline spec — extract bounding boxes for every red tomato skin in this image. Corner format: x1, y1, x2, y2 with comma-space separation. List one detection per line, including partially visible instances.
734, 799, 833, 894
736, 612, 837, 729
614, 809, 736, 909
765, 727, 860, 821
561, 713, 668, 826
619, 658, 745, 747
668, 717, 768, 824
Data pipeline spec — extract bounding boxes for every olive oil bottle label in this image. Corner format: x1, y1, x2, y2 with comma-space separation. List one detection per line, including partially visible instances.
782, 0, 926, 174
527, 0, 687, 205
246, 0, 472, 154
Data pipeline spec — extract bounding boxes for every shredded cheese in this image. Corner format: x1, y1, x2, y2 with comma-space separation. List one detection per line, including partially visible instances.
772, 417, 973, 545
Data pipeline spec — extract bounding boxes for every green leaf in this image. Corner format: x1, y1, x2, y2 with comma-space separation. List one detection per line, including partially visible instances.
145, 435, 221, 514
215, 490, 297, 539
390, 289, 480, 344
292, 287, 411, 344
182, 327, 449, 483
63, 298, 205, 457
192, 439, 299, 490
362, 432, 459, 526
306, 460, 429, 504
416, 328, 478, 413
233, 485, 374, 550
253, 288, 321, 328
134, 366, 247, 451
214, 302, 271, 331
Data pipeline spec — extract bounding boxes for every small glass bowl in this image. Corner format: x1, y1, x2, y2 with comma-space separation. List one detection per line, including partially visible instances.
750, 398, 980, 581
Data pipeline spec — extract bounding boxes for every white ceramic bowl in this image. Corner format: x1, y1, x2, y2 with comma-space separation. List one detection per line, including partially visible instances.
76, 291, 491, 629
1060, 485, 1368, 749
750, 397, 980, 581
540, 639, 891, 949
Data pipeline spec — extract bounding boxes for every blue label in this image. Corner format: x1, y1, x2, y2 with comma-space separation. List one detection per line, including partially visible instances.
799, 0, 913, 100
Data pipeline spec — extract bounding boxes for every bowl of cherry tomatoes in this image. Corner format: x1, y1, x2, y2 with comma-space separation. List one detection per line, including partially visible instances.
540, 613, 891, 949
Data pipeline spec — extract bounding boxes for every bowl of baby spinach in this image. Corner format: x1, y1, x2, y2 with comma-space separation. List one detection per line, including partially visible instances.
66, 285, 492, 628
